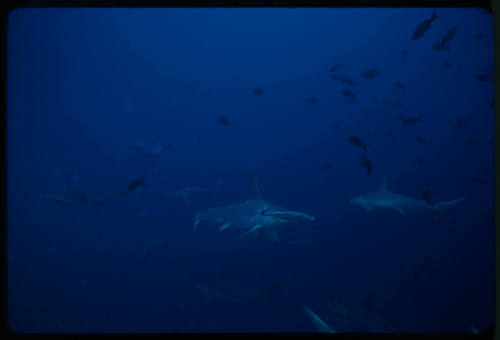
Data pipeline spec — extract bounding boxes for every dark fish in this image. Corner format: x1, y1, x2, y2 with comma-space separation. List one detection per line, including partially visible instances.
480, 169, 490, 177
456, 177, 465, 184
321, 162, 333, 171
474, 33, 484, 39
443, 60, 451, 68
253, 87, 264, 96
468, 175, 482, 183
477, 73, 491, 82
167, 143, 174, 149
331, 74, 356, 86
347, 136, 369, 152
402, 49, 408, 61
394, 81, 405, 89
421, 188, 434, 203
447, 224, 454, 231
453, 119, 469, 128
464, 138, 480, 145
360, 68, 381, 79
401, 114, 424, 125
360, 157, 371, 175
304, 97, 318, 104
341, 89, 356, 104
415, 136, 426, 143
411, 9, 439, 41
416, 158, 425, 165
374, 131, 382, 139
129, 176, 145, 191
386, 131, 396, 140
433, 26, 458, 51
400, 173, 409, 183
330, 64, 342, 72
433, 41, 451, 52
217, 115, 231, 126
395, 114, 405, 120
331, 123, 340, 130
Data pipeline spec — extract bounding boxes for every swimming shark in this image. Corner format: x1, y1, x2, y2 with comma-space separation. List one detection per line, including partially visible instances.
192, 178, 315, 244
349, 177, 467, 215
40, 172, 130, 215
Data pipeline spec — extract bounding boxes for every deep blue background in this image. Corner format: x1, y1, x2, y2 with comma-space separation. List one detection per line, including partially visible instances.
7, 8, 494, 333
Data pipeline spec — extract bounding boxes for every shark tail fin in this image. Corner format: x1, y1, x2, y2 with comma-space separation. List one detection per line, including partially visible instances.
431, 8, 439, 21
433, 196, 467, 211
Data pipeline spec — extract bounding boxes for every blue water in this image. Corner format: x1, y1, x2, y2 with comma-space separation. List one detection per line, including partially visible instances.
7, 7, 494, 333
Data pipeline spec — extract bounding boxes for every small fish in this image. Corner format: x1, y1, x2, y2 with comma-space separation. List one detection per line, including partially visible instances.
305, 97, 318, 104
456, 177, 465, 184
166, 143, 174, 149
411, 9, 439, 41
453, 119, 469, 128
347, 136, 369, 152
421, 188, 434, 203
341, 89, 356, 104
129, 176, 145, 191
360, 68, 381, 79
401, 114, 424, 125
217, 115, 231, 127
402, 49, 408, 61
321, 162, 333, 171
400, 173, 409, 183
447, 224, 454, 231
477, 73, 491, 82
464, 138, 479, 145
395, 114, 405, 120
331, 123, 340, 130
386, 131, 395, 140
468, 175, 482, 183
331, 74, 356, 86
443, 60, 451, 68
416, 158, 425, 165
253, 87, 264, 96
394, 81, 405, 89
480, 169, 490, 177
433, 41, 451, 52
360, 157, 371, 175
473, 33, 484, 39
415, 136, 426, 143
330, 64, 342, 72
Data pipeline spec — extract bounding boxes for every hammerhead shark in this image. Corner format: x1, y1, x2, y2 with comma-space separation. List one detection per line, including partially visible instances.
40, 172, 132, 215
192, 178, 315, 244
349, 177, 467, 215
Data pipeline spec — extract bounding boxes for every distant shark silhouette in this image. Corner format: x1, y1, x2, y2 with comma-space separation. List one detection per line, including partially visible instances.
193, 177, 315, 244
349, 177, 467, 215
40, 172, 131, 215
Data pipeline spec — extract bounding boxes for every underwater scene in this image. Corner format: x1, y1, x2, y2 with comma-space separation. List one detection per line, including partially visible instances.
7, 7, 494, 333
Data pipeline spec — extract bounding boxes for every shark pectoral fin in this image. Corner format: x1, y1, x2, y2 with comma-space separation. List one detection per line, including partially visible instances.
263, 229, 280, 245
219, 222, 231, 231
240, 224, 263, 238
396, 207, 407, 215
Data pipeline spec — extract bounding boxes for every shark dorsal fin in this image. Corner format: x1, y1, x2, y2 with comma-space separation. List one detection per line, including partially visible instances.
378, 177, 389, 192
250, 177, 262, 200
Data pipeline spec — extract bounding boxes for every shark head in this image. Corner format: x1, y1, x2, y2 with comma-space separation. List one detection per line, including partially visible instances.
349, 195, 367, 208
